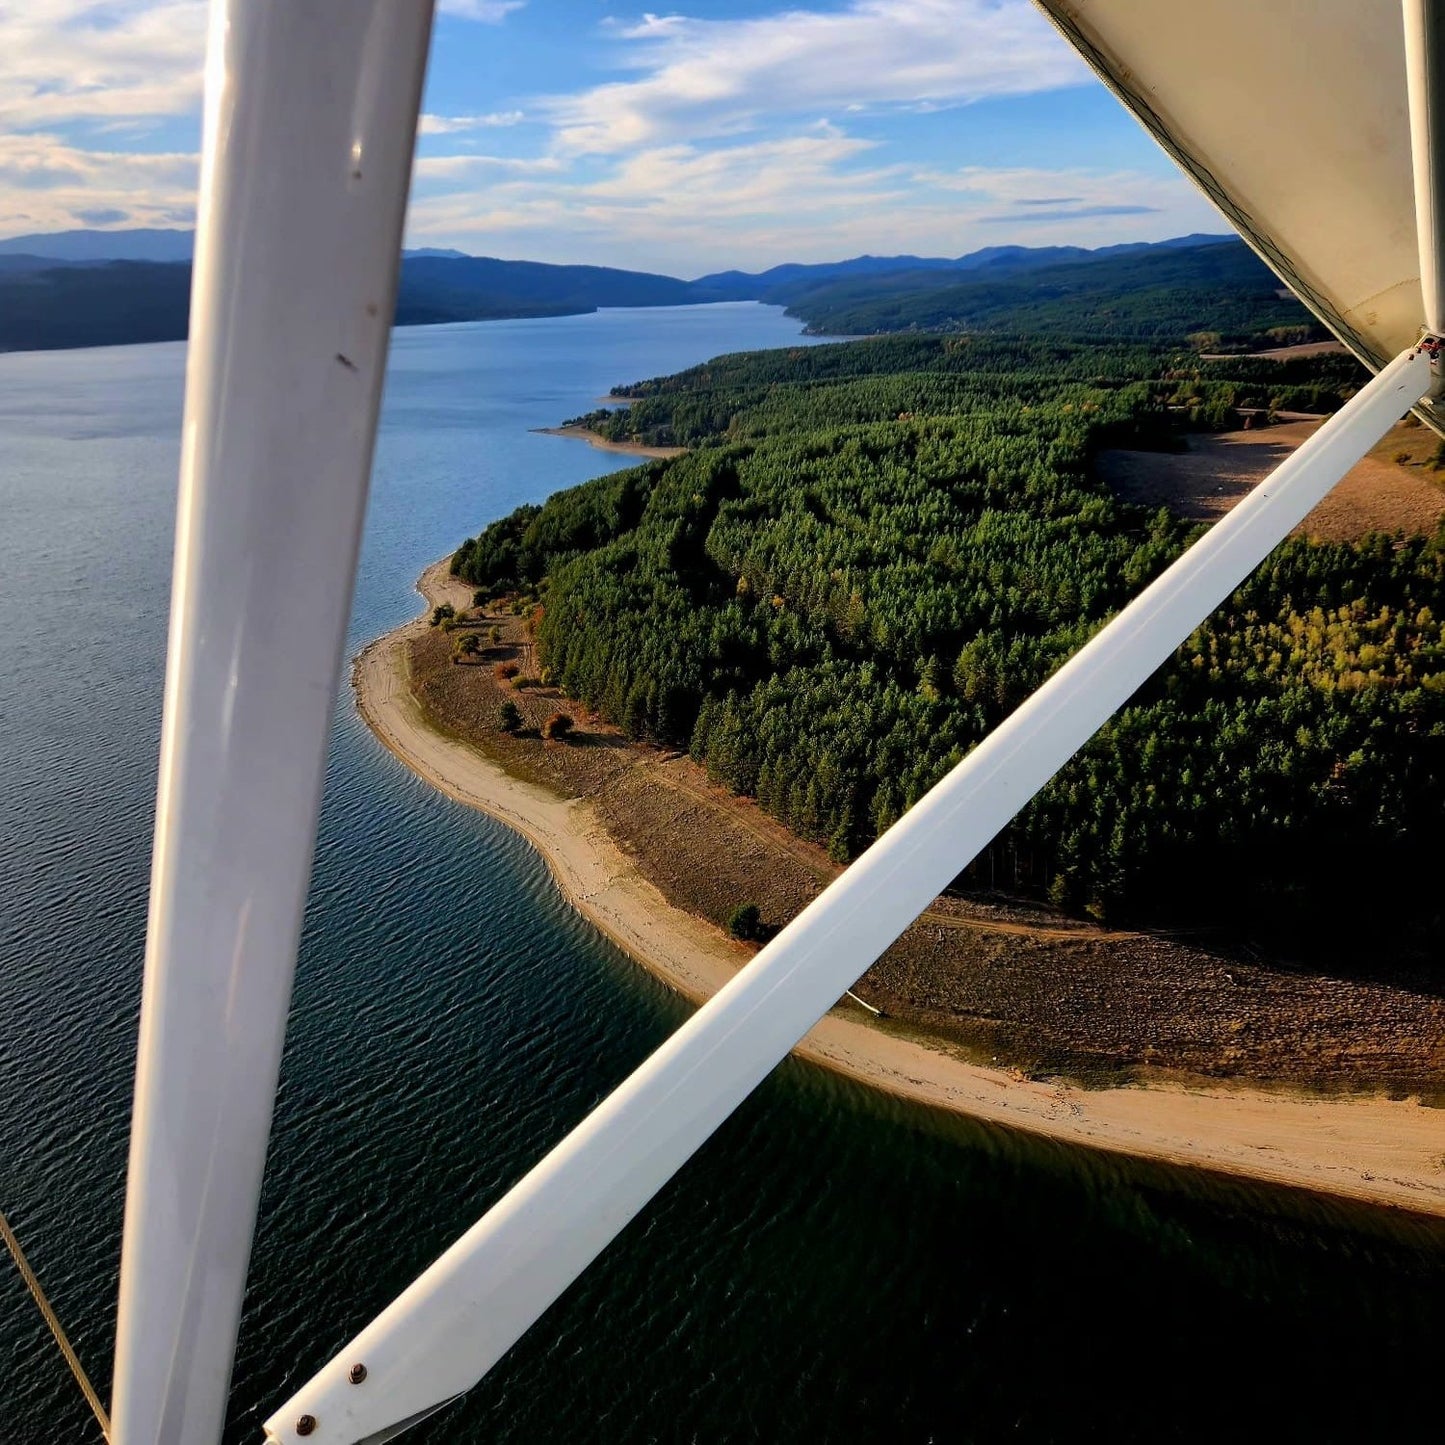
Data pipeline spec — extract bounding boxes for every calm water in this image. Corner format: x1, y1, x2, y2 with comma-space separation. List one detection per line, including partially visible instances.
2, 304, 1443, 1445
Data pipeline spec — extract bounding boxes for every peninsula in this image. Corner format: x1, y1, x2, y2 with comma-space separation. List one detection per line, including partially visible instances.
354, 557, 1445, 1219
354, 331, 1445, 1219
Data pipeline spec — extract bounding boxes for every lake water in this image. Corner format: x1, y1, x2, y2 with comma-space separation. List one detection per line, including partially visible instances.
2, 303, 1443, 1445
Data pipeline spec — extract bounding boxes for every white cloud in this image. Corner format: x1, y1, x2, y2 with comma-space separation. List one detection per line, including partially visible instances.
0, 0, 1215, 275
0, 1, 205, 129
405, 138, 1220, 276
545, 0, 1087, 154
437, 0, 526, 20
414, 152, 563, 179
400, 2, 1191, 271
419, 111, 525, 135
408, 129, 900, 237
0, 0, 521, 135
0, 130, 196, 232
913, 165, 1186, 223
583, 131, 897, 213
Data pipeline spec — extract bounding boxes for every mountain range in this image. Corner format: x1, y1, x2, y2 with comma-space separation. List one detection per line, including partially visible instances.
0, 228, 1307, 354
688, 234, 1231, 302
0, 228, 470, 264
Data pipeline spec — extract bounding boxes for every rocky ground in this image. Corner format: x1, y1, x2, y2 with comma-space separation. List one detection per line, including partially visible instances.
411, 614, 1445, 1097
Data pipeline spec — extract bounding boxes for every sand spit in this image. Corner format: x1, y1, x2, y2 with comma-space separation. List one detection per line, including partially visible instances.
351, 558, 1445, 1220
533, 425, 686, 460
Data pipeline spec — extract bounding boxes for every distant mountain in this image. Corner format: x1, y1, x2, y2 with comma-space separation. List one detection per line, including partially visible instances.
0, 228, 196, 262
0, 262, 193, 351
395, 255, 696, 324
0, 254, 93, 274
780, 238, 1318, 345
0, 254, 701, 353
0, 228, 478, 265
0, 231, 1288, 354
690, 234, 1236, 303
691, 255, 964, 302
0, 226, 1236, 290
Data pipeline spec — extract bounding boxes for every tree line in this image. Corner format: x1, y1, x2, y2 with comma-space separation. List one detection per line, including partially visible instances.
776, 240, 1326, 344
454, 337, 1441, 955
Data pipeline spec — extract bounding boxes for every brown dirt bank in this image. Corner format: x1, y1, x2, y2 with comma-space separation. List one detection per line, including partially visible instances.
349, 559, 1445, 1219
411, 580, 1445, 1098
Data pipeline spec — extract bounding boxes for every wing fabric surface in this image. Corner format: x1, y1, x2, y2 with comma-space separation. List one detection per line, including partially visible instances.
1034, 2, 1435, 415
265, 4, 1443, 1441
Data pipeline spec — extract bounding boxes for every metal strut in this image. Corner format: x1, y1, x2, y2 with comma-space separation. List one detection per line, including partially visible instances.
1, 1211, 111, 1441
265, 346, 1434, 1445
264, 5, 1445, 1445
109, 4, 434, 1444
1405, 0, 1445, 350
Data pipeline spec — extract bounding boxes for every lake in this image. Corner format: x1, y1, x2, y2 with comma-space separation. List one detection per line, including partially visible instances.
1, 303, 1442, 1444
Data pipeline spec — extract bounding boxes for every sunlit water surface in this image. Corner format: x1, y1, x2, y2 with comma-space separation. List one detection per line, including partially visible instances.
2, 304, 1442, 1445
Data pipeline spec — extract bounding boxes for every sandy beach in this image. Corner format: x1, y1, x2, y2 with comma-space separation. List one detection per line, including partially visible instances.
532, 424, 686, 459
353, 558, 1445, 1219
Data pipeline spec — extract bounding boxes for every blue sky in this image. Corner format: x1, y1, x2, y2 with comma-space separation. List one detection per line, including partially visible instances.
0, 1, 1224, 275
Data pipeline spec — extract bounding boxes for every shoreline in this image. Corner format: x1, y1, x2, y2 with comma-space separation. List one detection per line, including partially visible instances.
532, 424, 686, 460
352, 558, 1445, 1220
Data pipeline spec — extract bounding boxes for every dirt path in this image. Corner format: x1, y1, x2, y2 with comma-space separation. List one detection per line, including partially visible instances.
349, 560, 1445, 1219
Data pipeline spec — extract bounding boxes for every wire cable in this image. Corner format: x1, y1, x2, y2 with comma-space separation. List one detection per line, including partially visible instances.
0, 1210, 111, 1441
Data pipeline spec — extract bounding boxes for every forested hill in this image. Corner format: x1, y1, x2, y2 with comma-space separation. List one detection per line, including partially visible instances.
568, 336, 1365, 449
0, 231, 1305, 353
687, 232, 1232, 301
0, 262, 194, 351
454, 337, 1445, 955
777, 240, 1321, 344
0, 254, 699, 353
394, 255, 696, 322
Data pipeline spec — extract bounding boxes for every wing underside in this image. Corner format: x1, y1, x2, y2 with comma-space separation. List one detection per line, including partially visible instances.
1034, 1, 1440, 423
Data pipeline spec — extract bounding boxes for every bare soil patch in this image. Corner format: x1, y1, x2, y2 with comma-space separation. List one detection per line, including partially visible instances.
1098, 419, 1445, 541
1200, 342, 1350, 362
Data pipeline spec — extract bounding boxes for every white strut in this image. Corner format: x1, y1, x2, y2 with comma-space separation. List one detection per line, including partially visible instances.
264, 346, 1433, 1445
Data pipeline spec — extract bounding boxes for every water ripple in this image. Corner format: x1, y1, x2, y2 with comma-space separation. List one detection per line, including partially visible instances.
2, 315, 1444, 1445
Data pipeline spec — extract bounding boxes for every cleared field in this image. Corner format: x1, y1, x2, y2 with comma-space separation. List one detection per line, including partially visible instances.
1098, 418, 1445, 540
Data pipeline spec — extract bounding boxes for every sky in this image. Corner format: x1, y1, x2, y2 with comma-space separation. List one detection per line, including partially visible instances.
0, 0, 1226, 276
